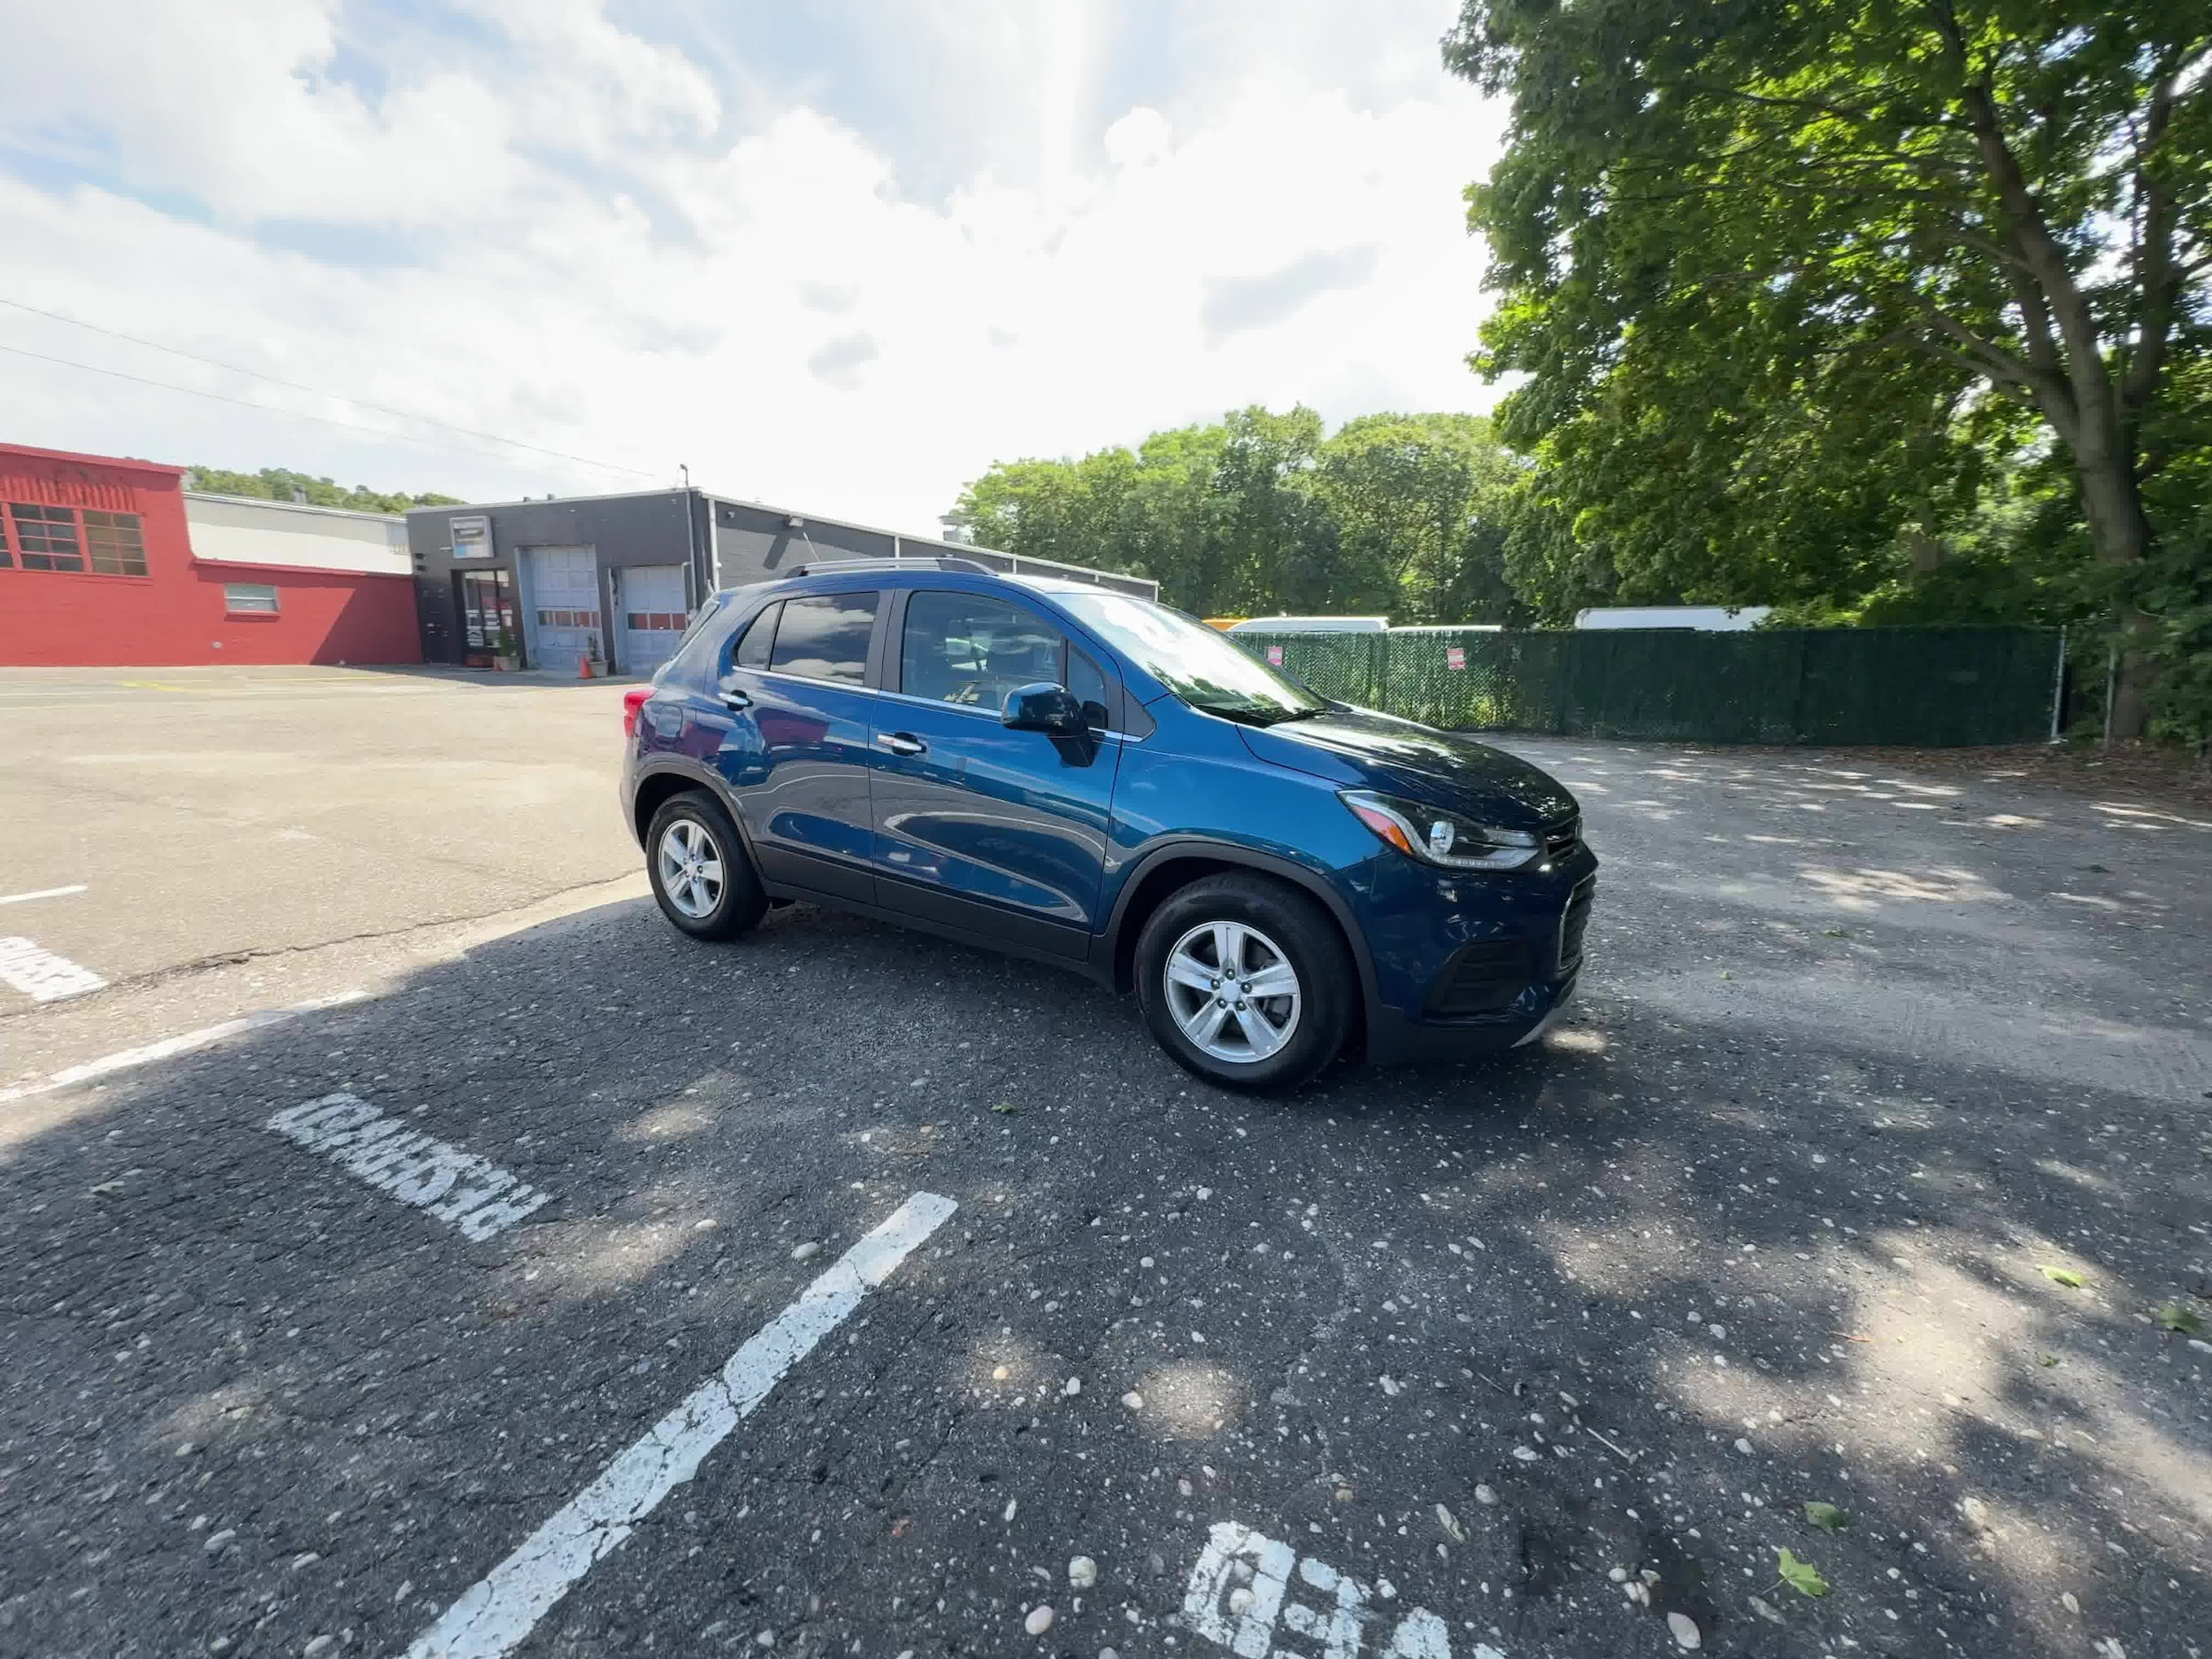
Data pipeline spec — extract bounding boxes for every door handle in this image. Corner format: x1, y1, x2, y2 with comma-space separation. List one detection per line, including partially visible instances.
718, 686, 752, 710
875, 732, 926, 756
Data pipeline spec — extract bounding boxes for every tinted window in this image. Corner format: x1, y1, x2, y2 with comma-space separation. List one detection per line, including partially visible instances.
1069, 648, 1111, 731
732, 601, 779, 669
770, 592, 878, 684
902, 591, 1067, 710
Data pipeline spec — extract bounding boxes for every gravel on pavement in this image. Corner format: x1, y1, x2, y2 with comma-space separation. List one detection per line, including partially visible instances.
1, 736, 2205, 1659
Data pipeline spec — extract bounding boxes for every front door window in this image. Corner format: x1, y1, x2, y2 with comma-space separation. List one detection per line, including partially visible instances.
901, 591, 1075, 715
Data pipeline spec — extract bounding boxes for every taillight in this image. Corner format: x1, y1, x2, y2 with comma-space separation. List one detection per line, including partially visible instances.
622, 687, 652, 739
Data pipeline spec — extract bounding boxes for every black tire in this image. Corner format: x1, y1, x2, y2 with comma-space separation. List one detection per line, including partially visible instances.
644, 790, 768, 941
1133, 872, 1355, 1093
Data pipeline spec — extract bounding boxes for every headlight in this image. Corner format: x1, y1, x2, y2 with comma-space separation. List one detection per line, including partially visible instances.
1340, 789, 1540, 871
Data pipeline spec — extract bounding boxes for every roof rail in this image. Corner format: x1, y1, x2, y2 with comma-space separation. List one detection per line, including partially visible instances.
789, 555, 995, 577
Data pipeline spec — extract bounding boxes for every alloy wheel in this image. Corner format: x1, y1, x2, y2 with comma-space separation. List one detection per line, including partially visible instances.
1162, 920, 1302, 1064
656, 818, 725, 919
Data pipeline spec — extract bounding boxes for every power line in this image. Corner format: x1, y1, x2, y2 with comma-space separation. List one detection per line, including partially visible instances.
0, 296, 663, 481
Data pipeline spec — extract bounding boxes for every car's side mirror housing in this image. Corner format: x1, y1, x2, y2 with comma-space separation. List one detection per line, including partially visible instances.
1002, 682, 1086, 736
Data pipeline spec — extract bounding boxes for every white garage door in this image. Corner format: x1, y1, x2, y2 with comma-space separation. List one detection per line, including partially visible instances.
618, 565, 690, 677
522, 547, 601, 675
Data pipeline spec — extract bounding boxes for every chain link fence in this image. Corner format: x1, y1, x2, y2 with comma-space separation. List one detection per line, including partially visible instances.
1234, 626, 2062, 745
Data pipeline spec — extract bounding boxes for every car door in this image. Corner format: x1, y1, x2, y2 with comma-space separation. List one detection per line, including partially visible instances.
709, 589, 883, 903
869, 587, 1121, 957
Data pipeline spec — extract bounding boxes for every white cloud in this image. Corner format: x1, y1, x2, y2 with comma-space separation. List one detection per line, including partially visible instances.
0, 0, 1507, 528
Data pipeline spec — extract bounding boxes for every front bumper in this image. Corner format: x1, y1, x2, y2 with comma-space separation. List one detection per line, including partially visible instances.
1363, 968, 1578, 1064
1355, 854, 1594, 1066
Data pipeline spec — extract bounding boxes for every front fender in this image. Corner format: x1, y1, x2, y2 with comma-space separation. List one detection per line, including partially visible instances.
1100, 835, 1384, 1038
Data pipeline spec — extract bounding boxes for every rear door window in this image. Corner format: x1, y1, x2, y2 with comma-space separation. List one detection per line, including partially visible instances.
769, 592, 879, 685
732, 601, 779, 670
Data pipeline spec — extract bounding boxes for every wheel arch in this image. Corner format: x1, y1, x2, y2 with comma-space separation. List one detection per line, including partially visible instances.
1103, 840, 1379, 1045
630, 764, 706, 847
630, 761, 763, 873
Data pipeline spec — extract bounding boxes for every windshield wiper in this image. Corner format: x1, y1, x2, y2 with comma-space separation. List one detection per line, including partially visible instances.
1202, 704, 1325, 727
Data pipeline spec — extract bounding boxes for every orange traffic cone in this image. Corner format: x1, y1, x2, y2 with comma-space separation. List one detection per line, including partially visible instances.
578, 652, 595, 680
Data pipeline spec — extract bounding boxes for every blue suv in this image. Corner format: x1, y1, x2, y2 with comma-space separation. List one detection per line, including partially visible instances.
620, 558, 1594, 1092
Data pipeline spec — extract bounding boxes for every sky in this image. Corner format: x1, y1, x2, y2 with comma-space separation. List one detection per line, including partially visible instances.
0, 0, 1509, 533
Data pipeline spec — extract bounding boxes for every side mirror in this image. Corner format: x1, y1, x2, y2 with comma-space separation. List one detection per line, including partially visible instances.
1002, 682, 1085, 736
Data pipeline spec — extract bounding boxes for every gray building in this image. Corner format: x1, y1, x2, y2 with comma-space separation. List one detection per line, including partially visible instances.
405, 488, 1157, 677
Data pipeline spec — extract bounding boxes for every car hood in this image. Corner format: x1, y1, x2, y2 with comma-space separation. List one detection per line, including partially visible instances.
1236, 707, 1578, 828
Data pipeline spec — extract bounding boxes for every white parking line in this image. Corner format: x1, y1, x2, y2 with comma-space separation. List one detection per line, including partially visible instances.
1184, 1521, 1491, 1659
0, 936, 106, 1002
0, 991, 369, 1103
0, 884, 88, 907
266, 1094, 553, 1240
406, 1190, 957, 1659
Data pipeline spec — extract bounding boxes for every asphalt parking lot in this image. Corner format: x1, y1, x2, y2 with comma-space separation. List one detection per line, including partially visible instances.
2, 670, 2208, 1659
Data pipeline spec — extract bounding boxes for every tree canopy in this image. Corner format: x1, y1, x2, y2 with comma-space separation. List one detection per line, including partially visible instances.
186, 465, 461, 515
954, 407, 1527, 625
1447, 0, 2210, 738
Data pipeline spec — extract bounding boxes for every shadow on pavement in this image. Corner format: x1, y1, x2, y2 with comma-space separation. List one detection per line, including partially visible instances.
1, 864, 2203, 1657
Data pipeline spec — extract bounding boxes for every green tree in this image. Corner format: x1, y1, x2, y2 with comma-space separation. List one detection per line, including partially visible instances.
1312, 412, 1524, 623
1447, 0, 2211, 735
953, 407, 1523, 621
187, 465, 461, 515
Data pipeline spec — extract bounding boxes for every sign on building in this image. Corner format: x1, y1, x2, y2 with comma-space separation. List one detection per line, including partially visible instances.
451, 514, 493, 559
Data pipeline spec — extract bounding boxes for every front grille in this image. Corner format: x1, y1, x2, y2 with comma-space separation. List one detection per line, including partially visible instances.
1426, 938, 1532, 1018
1558, 879, 1595, 971
1542, 816, 1580, 864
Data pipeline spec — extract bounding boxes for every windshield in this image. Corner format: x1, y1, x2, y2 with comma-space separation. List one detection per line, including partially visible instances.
1054, 592, 1327, 724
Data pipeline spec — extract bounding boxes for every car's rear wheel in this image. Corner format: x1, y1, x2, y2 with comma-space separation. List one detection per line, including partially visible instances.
1134, 872, 1354, 1092
646, 790, 767, 941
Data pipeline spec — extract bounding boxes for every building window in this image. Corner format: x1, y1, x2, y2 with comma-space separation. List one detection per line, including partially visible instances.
225, 582, 280, 615
10, 503, 84, 572
0, 509, 12, 569
81, 510, 150, 576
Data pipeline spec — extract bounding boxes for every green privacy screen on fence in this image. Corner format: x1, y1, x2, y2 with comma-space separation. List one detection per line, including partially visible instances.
1233, 626, 2062, 746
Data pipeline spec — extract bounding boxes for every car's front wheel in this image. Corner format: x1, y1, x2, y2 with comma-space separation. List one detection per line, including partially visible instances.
645, 790, 768, 941
1134, 872, 1354, 1092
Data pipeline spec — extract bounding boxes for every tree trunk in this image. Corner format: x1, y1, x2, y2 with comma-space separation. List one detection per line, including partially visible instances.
2069, 416, 2158, 740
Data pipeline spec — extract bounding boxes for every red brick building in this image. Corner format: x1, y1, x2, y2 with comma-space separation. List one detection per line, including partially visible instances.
0, 441, 421, 667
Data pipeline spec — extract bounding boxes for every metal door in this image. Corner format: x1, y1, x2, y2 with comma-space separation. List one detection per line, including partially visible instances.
618, 565, 689, 677
521, 546, 601, 673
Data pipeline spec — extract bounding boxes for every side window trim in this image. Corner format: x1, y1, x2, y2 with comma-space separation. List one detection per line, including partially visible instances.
865, 587, 903, 692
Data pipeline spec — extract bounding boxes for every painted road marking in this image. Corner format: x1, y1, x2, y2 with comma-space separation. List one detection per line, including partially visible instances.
0, 937, 106, 1002
0, 884, 88, 907
406, 1190, 958, 1659
0, 991, 369, 1103
266, 1094, 552, 1240
1184, 1521, 1494, 1659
